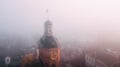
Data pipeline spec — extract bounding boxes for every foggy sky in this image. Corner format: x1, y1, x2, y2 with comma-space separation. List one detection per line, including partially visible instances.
1, 0, 120, 42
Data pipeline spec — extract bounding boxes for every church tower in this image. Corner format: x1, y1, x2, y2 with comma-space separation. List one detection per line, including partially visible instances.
37, 10, 61, 67
38, 9, 58, 48
44, 19, 53, 37
39, 19, 58, 48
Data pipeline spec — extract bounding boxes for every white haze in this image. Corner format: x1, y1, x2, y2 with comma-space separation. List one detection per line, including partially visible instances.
0, 0, 120, 44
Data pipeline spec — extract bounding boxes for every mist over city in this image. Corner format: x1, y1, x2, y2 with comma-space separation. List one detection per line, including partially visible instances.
0, 0, 120, 67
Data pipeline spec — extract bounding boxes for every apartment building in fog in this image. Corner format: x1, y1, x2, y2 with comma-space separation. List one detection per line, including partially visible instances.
85, 49, 120, 67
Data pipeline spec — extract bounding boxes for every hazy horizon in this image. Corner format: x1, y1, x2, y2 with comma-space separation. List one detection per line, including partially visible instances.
1, 0, 120, 43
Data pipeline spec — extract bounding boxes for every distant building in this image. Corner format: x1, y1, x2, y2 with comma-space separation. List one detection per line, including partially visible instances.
85, 49, 120, 67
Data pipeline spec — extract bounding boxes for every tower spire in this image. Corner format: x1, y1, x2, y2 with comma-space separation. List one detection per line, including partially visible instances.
46, 9, 49, 20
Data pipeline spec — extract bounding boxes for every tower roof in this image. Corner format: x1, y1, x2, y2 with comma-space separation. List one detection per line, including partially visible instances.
45, 19, 52, 25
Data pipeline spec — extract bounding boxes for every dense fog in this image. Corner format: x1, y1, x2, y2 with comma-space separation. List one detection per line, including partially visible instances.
1, 0, 120, 43
1, 0, 120, 67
